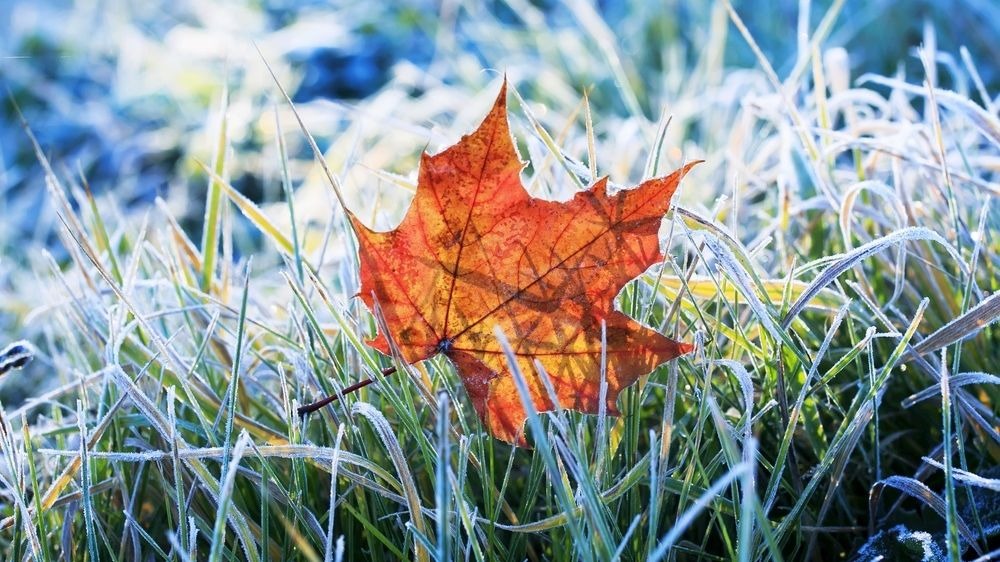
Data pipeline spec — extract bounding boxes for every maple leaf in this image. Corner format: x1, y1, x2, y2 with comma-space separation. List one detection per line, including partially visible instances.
348, 81, 697, 445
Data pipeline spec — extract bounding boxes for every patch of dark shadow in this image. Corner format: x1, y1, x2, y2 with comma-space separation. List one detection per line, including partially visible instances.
290, 31, 434, 102
231, 172, 266, 205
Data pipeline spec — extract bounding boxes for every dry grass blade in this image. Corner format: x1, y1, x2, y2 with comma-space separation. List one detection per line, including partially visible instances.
911, 292, 1000, 357
920, 457, 1000, 492
781, 227, 970, 329
869, 476, 981, 554
903, 372, 1000, 407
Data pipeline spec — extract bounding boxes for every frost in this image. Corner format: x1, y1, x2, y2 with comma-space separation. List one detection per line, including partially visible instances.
853, 524, 944, 562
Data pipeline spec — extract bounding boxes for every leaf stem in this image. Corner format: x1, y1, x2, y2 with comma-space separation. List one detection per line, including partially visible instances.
297, 367, 397, 416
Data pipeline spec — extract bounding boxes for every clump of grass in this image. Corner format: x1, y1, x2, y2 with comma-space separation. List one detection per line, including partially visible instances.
0, 2, 997, 561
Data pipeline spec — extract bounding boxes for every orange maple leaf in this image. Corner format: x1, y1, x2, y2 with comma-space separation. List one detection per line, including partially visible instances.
349, 81, 697, 445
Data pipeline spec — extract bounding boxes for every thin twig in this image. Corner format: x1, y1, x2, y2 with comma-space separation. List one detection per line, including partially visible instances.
297, 367, 398, 416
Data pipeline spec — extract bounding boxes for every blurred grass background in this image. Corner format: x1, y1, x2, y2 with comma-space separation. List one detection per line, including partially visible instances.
1, 0, 996, 240
0, 0, 998, 560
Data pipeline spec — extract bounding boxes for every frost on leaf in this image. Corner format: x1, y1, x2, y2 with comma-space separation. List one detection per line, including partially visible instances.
349, 80, 697, 445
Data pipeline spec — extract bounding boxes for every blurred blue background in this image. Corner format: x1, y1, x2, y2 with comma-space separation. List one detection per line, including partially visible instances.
2, 0, 996, 198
